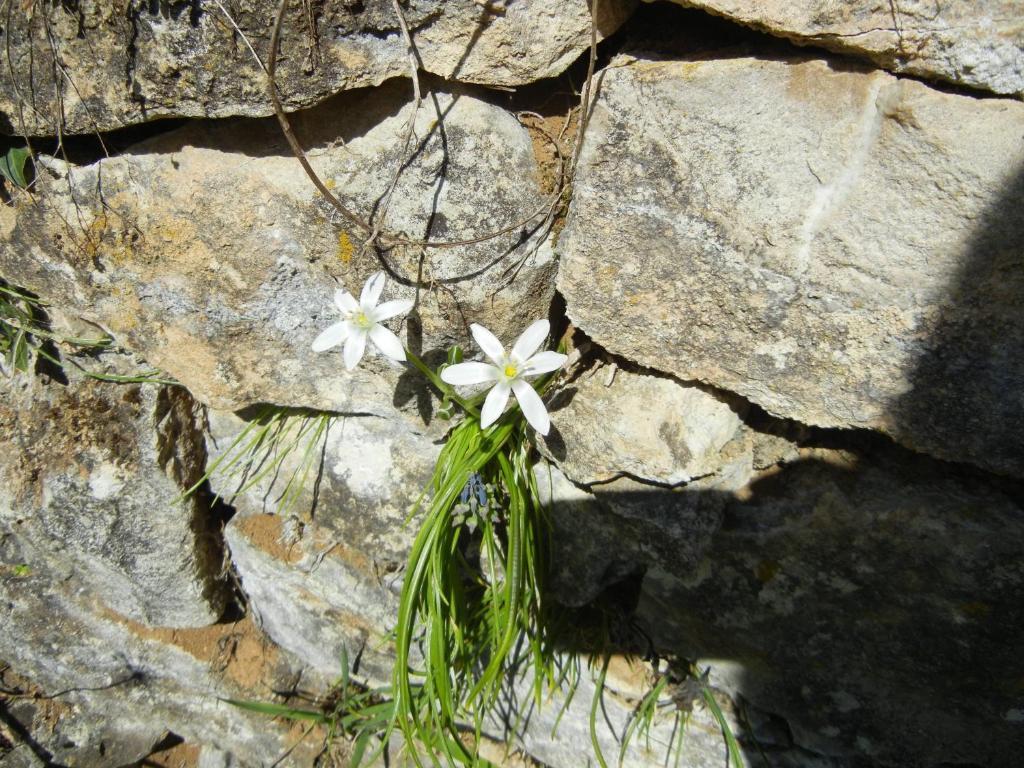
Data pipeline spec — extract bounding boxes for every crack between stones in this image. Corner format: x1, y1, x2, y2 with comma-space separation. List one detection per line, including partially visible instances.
567, 331, 1024, 493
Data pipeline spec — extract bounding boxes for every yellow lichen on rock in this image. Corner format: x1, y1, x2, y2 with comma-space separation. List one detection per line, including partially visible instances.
337, 230, 355, 263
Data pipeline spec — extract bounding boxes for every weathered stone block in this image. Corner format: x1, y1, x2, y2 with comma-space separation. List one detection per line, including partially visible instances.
637, 447, 1024, 766
0, 0, 637, 135
558, 54, 1024, 476
1, 84, 558, 417
0, 356, 225, 627
656, 0, 1024, 96
542, 363, 746, 485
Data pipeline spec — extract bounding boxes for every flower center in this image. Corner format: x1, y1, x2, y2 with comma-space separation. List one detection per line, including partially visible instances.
353, 311, 372, 329
503, 363, 518, 379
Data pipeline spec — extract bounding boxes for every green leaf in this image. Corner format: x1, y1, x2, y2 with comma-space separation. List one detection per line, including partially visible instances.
701, 683, 744, 768
339, 643, 350, 696
11, 327, 29, 372
350, 730, 372, 767
0, 147, 31, 189
221, 697, 328, 723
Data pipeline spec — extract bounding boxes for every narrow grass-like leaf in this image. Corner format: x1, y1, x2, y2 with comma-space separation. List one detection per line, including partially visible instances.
590, 656, 611, 768
222, 698, 328, 723
701, 683, 744, 768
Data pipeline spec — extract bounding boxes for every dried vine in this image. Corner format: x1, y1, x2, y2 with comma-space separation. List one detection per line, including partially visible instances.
265, 0, 599, 256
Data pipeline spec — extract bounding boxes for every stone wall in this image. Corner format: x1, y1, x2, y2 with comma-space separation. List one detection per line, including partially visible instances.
1, 2, 1022, 766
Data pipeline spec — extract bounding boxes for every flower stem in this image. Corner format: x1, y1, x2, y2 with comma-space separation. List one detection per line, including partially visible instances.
404, 348, 481, 420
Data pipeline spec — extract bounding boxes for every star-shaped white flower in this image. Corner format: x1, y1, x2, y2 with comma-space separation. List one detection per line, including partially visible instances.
311, 272, 413, 370
440, 319, 567, 434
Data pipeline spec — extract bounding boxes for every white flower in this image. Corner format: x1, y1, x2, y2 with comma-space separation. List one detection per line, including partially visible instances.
441, 319, 567, 435
311, 272, 413, 370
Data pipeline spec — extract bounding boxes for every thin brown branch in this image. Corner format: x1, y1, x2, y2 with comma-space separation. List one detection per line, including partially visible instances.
212, 0, 270, 76
41, 5, 110, 158
569, 0, 599, 180
268, 0, 371, 234
266, 0, 566, 253
370, 0, 424, 247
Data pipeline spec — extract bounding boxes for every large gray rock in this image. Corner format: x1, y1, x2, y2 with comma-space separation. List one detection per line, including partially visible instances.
656, 0, 1024, 96
0, 354, 225, 627
0, 0, 636, 136
210, 408, 440, 679
541, 363, 746, 485
1, 83, 557, 416
0, 532, 329, 768
537, 464, 728, 607
558, 54, 1024, 477
636, 446, 1024, 767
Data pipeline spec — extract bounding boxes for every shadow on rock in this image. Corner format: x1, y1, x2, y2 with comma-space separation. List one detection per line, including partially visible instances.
544, 444, 1024, 767
891, 162, 1024, 478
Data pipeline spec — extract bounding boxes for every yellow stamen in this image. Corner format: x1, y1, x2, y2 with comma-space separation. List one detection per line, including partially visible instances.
503, 364, 518, 378
354, 311, 371, 329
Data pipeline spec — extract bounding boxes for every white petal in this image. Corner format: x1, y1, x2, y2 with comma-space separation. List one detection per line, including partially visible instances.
369, 324, 407, 362
343, 330, 368, 370
510, 319, 550, 363
311, 321, 349, 352
523, 350, 567, 376
511, 379, 550, 435
441, 362, 500, 386
470, 323, 506, 365
361, 271, 386, 310
335, 290, 359, 314
480, 381, 511, 429
372, 298, 414, 322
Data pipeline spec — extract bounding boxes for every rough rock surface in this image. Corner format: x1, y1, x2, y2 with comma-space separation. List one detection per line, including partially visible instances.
1, 83, 557, 416
637, 445, 1024, 767
208, 408, 439, 680
537, 464, 727, 607
542, 363, 746, 485
0, 353, 225, 627
0, 531, 332, 767
657, 0, 1024, 96
558, 55, 1024, 477
0, 0, 636, 136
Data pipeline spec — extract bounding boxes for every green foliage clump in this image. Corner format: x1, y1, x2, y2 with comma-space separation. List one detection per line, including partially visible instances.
0, 278, 172, 384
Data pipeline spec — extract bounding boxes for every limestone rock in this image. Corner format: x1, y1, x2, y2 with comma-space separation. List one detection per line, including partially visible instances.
541, 363, 745, 485
0, 0, 637, 136
636, 446, 1024, 766
0, 353, 226, 627
210, 408, 439, 679
225, 511, 406, 684
0, 533, 328, 768
656, 0, 1024, 96
558, 55, 1024, 476
1, 84, 557, 416
538, 464, 726, 607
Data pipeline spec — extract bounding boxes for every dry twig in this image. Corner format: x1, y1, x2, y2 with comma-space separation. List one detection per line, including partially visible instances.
264, 0, 592, 253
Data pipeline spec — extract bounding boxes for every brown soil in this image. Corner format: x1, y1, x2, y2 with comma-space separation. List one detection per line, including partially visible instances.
139, 739, 201, 768
234, 513, 304, 565
101, 609, 283, 692
520, 112, 574, 198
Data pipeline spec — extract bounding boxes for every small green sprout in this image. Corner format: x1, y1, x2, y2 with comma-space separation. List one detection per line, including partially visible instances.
0, 147, 31, 190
